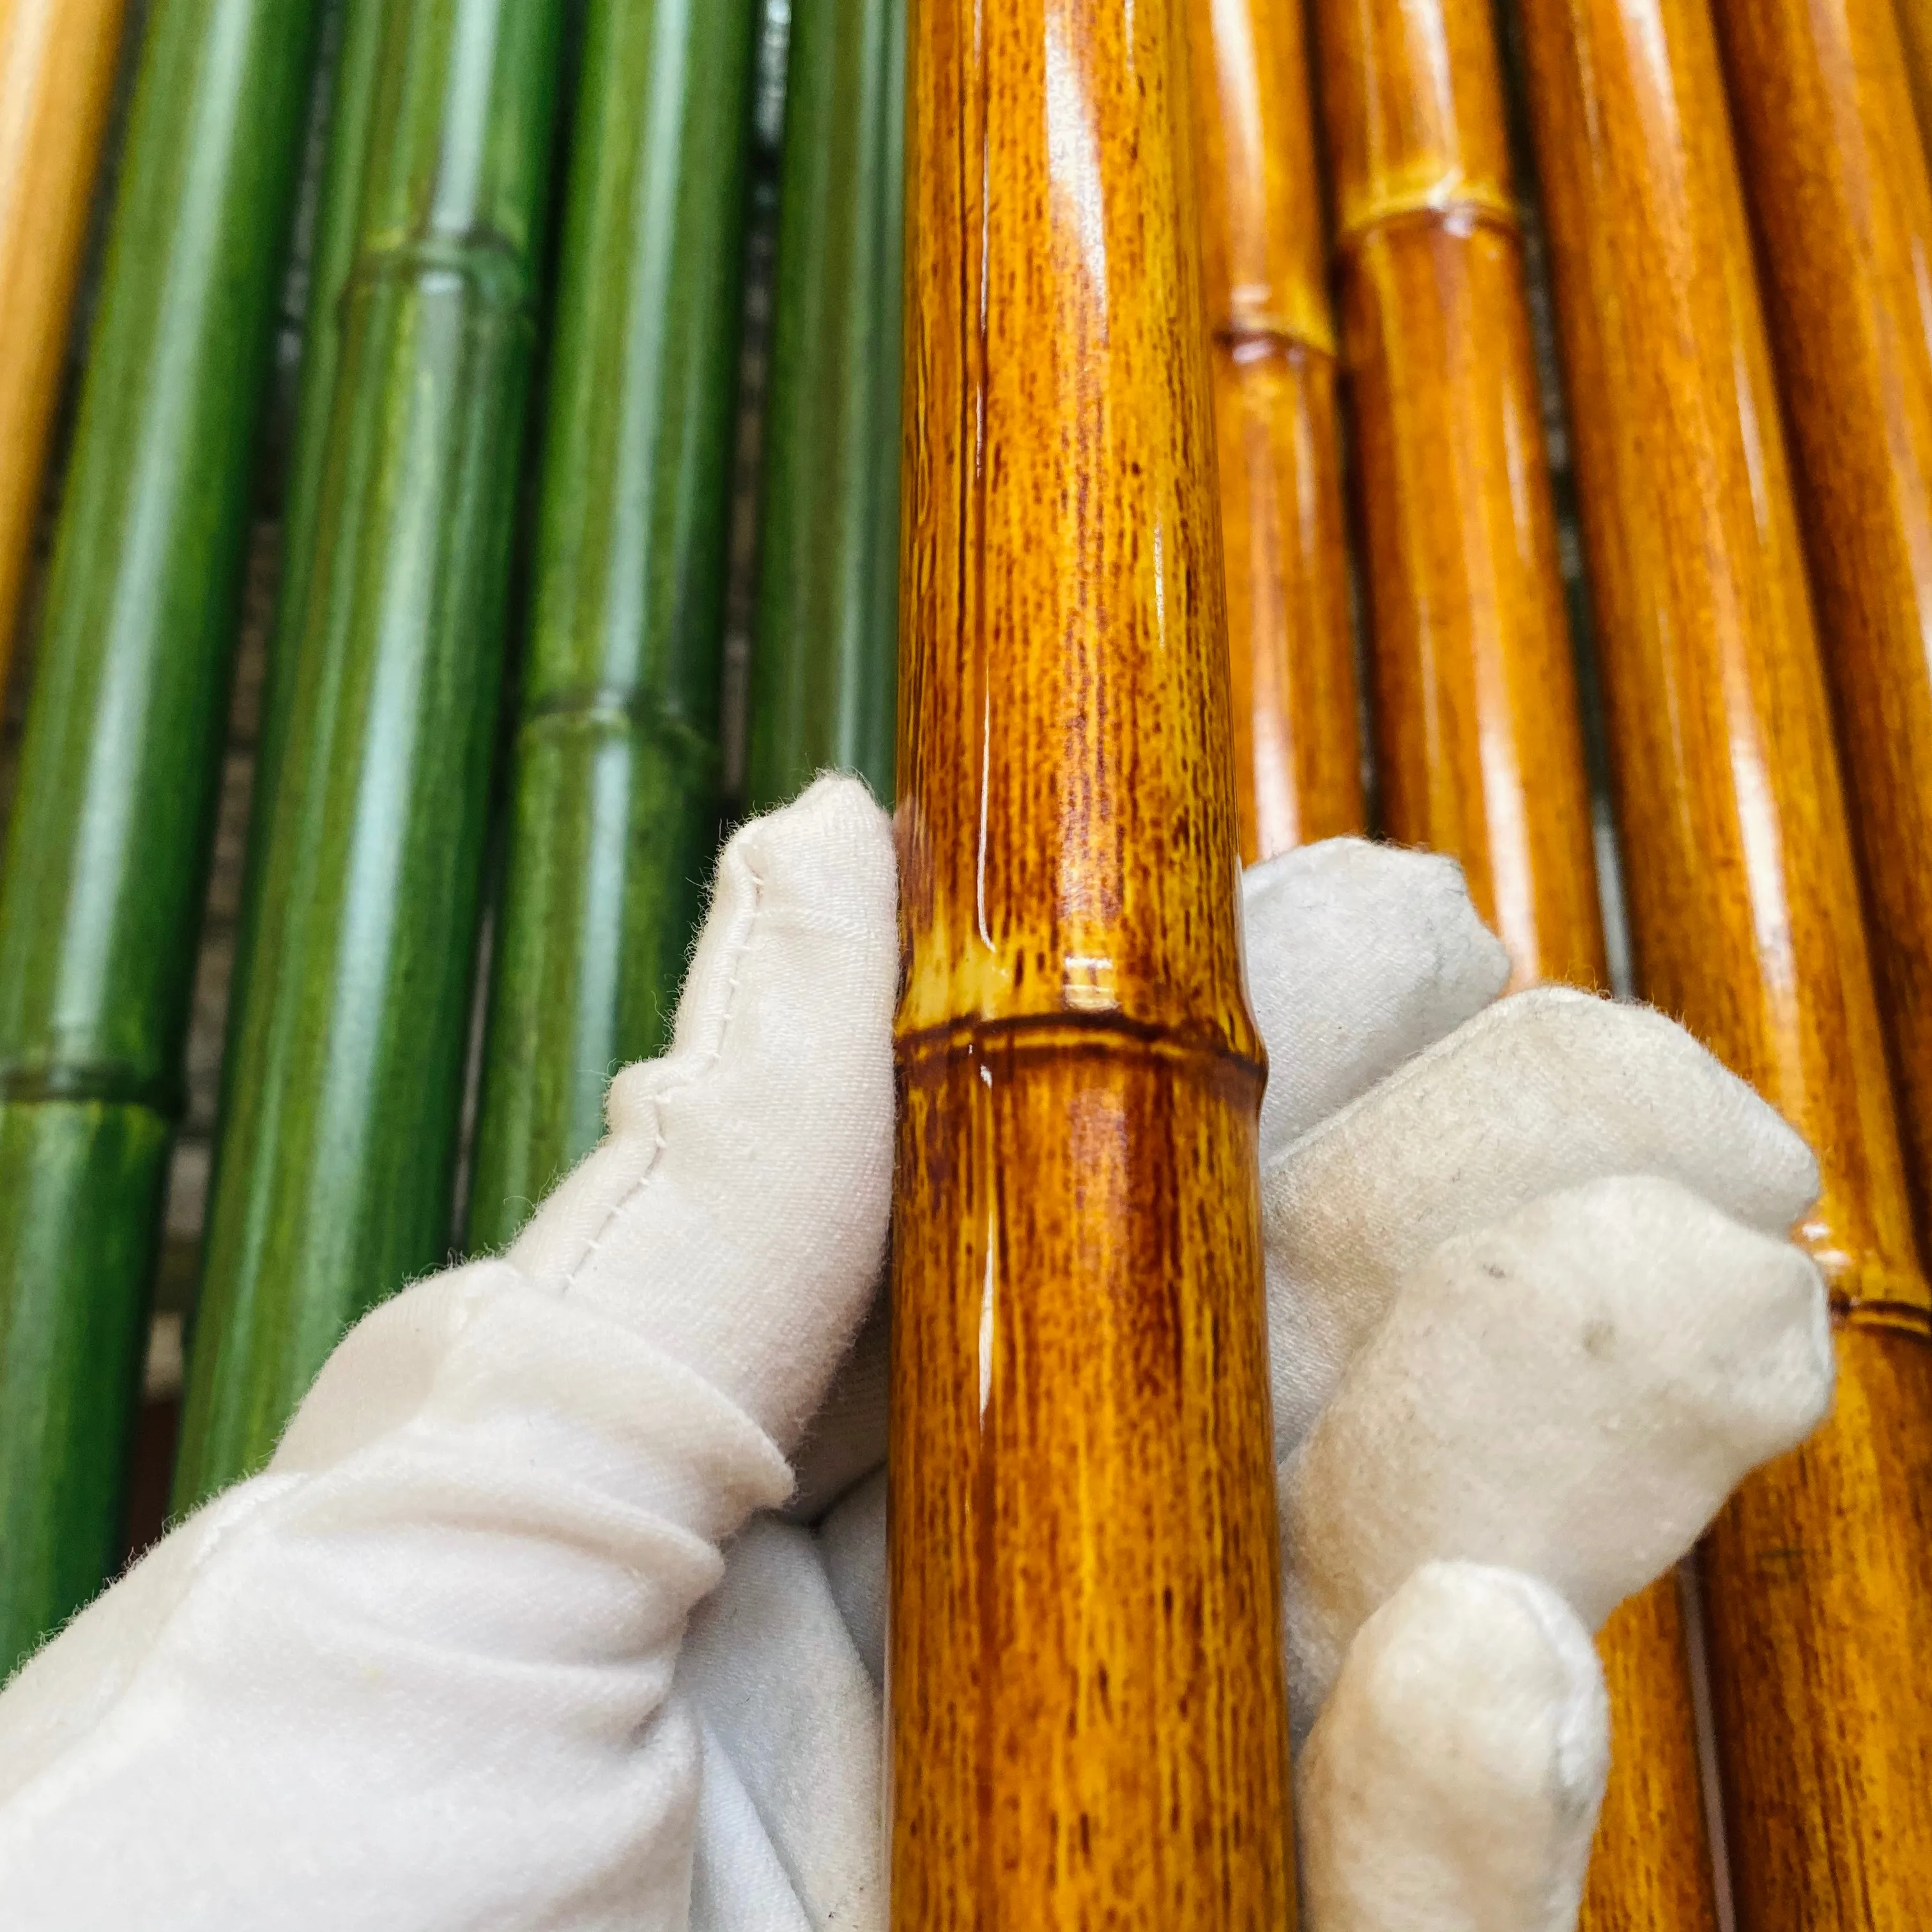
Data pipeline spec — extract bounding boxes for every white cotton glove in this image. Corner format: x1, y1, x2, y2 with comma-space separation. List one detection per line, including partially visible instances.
0, 776, 1833, 1932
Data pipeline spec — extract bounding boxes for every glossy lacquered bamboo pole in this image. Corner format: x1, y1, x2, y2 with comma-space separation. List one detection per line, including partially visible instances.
464, 0, 758, 1251
1314, 1, 1599, 992
746, 0, 905, 808
216, 1, 384, 1130
1310, 8, 1714, 1927
1516, 1, 1932, 1922
1714, 0, 1932, 1261
1188, 0, 1363, 861
0, 0, 129, 674
1894, 0, 1932, 161
892, 0, 1292, 1921
0, 0, 325, 1672
173, 3, 567, 1506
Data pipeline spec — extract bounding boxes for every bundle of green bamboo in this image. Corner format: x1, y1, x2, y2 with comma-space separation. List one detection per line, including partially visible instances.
0, 0, 327, 1676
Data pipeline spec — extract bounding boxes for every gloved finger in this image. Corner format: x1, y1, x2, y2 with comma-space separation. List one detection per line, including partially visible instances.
1280, 1174, 1832, 1723
1262, 986, 1819, 1449
0, 779, 894, 1930
680, 1519, 882, 1931
1242, 839, 1508, 1163
507, 772, 898, 1455
1297, 1562, 1607, 1932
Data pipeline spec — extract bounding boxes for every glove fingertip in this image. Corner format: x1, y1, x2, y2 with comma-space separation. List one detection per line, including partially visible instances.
1299, 1562, 1607, 1932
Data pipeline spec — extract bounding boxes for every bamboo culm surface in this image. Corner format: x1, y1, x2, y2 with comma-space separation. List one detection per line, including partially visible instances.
891, 0, 1293, 1921
1515, 0, 1932, 1921
172, 1, 568, 1507
464, 0, 759, 1252
0, 0, 131, 677
1713, 0, 1932, 1275
229, 0, 387, 949
1895, 0, 1932, 162
1307, 4, 1713, 1926
1188, 0, 1363, 861
744, 0, 905, 809
0, 0, 326, 1672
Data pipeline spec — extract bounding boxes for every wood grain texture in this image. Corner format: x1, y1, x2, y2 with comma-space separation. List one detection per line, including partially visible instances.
1714, 0, 1932, 1266
0, 0, 325, 1674
1515, 0, 1932, 1922
1190, 0, 1363, 860
464, 0, 757, 1252
892, 0, 1294, 1921
173, 1, 567, 1506
0, 0, 129, 676
1311, 6, 1712, 1924
746, 0, 905, 809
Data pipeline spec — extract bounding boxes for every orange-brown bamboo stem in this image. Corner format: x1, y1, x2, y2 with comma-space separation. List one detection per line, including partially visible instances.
1715, 0, 1932, 1271
0, 0, 130, 675
891, 0, 1294, 1921
1894, 0, 1932, 162
1517, 1, 1932, 1924
1314, 0, 1600, 988
1308, 5, 1716, 1926
1189, 0, 1363, 861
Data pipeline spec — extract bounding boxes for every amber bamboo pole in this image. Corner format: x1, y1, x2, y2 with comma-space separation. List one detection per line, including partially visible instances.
1713, 0, 1932, 1266
1894, 0, 1932, 161
0, 0, 130, 673
1516, 0, 1932, 1922
891, 0, 1293, 1920
1312, 1, 1600, 990
1188, 0, 1363, 861
1307, 6, 1715, 1925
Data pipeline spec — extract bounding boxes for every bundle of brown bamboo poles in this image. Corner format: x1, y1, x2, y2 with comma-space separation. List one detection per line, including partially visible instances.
1297, 3, 1717, 1924
891, 0, 1292, 1919
1514, 0, 1932, 1924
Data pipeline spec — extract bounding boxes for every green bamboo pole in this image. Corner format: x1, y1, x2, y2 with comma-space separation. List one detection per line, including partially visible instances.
172, 1, 568, 1508
744, 0, 906, 808
0, 0, 326, 1673
464, 0, 760, 1252
220, 0, 385, 1094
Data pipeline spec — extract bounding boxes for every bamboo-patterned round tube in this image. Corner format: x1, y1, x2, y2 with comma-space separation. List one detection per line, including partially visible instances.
890, 1, 1293, 1921
464, 0, 758, 1252
0, 0, 326, 1676
0, 0, 130, 676
1188, 0, 1363, 861
1515, 0, 1932, 1919
173, 2, 569, 1506
1713, 0, 1932, 1291
1308, 5, 1717, 1924
746, 0, 906, 809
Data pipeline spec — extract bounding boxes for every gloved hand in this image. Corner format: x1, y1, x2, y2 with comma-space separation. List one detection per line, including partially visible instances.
0, 776, 1831, 1931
